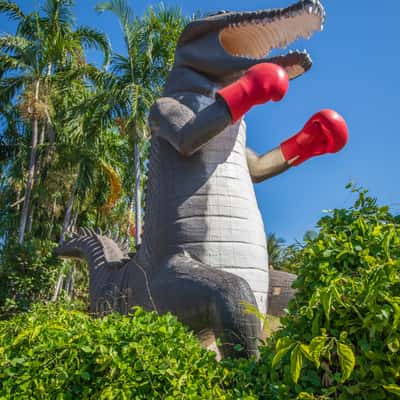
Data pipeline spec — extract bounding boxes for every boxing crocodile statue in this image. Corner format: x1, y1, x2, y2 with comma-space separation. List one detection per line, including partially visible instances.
56, 0, 348, 358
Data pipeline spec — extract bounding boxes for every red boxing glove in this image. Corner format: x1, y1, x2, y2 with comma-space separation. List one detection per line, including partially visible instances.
217, 63, 289, 123
280, 109, 348, 166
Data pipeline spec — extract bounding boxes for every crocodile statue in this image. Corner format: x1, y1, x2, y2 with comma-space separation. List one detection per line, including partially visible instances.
56, 0, 348, 358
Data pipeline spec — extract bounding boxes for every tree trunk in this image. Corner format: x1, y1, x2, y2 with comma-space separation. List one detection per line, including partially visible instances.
26, 123, 47, 235
53, 177, 78, 302
26, 205, 34, 233
48, 198, 57, 240
36, 123, 46, 175
127, 195, 134, 238
43, 117, 55, 174
59, 177, 78, 245
71, 211, 78, 233
13, 187, 22, 211
51, 274, 64, 302
64, 265, 75, 300
18, 80, 40, 244
134, 140, 142, 246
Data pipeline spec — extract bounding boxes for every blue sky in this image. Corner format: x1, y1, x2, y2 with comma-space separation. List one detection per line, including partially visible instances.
1, 1, 399, 243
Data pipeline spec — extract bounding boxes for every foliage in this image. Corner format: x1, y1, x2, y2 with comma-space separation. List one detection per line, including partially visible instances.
0, 304, 233, 399
0, 0, 186, 248
0, 239, 61, 318
0, 0, 110, 243
0, 186, 399, 398
278, 242, 304, 274
0, 0, 187, 299
267, 233, 286, 268
267, 232, 306, 274
229, 185, 400, 399
92, 1, 189, 245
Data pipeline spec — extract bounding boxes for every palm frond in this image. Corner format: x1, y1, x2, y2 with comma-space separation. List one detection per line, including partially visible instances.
41, 0, 75, 28
0, 75, 29, 105
73, 26, 111, 66
0, 34, 34, 55
95, 0, 135, 52
0, 0, 25, 21
95, 0, 134, 27
0, 53, 29, 76
110, 52, 131, 76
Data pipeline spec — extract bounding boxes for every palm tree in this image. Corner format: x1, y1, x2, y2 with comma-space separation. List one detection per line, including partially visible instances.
94, 0, 187, 246
267, 233, 286, 270
58, 88, 129, 242
0, 103, 26, 242
0, 0, 109, 243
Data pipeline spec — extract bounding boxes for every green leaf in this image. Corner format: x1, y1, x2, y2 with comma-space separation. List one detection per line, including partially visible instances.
383, 384, 400, 396
370, 366, 383, 380
80, 370, 91, 381
332, 285, 346, 308
310, 336, 327, 354
300, 344, 314, 363
290, 345, 303, 384
233, 344, 244, 352
272, 343, 294, 368
337, 342, 355, 382
298, 393, 315, 399
392, 303, 400, 330
387, 338, 400, 353
13, 329, 30, 346
300, 343, 321, 369
320, 290, 332, 323
240, 301, 266, 324
276, 337, 293, 352
383, 231, 394, 261
311, 314, 320, 337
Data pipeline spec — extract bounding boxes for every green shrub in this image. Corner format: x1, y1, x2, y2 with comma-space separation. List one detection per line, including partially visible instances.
0, 187, 399, 399
0, 239, 60, 318
229, 186, 400, 399
0, 304, 235, 400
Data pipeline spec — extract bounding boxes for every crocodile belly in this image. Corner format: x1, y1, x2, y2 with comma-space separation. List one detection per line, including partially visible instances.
166, 114, 269, 314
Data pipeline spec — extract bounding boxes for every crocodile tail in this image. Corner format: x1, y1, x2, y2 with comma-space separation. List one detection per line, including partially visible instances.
55, 228, 131, 270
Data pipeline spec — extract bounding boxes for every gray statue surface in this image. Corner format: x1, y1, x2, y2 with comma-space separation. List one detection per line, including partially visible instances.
57, 1, 348, 358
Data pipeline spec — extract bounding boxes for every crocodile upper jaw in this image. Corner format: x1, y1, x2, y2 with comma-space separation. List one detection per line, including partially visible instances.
175, 0, 325, 83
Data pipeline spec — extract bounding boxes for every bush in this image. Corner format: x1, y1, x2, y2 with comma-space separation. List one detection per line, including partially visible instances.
0, 239, 60, 318
0, 186, 399, 399
0, 304, 234, 399
229, 186, 400, 399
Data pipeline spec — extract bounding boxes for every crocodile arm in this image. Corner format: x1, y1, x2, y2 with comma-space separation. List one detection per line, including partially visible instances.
150, 96, 292, 182
149, 96, 231, 157
246, 147, 291, 183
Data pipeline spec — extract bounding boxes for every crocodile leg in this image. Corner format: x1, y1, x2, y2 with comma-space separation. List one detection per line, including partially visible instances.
150, 253, 261, 358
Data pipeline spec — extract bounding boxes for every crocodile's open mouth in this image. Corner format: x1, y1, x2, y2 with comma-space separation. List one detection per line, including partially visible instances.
218, 0, 325, 79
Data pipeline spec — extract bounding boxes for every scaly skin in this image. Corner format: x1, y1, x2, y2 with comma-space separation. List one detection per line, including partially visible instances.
57, 1, 327, 358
